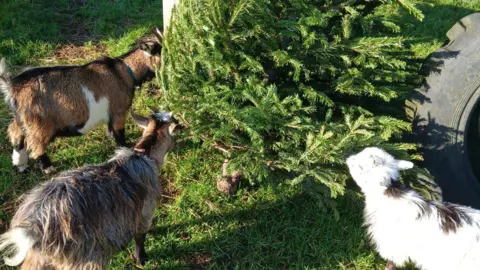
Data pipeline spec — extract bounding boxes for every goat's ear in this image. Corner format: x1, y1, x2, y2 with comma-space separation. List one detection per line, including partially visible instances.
140, 42, 161, 55
131, 111, 149, 129
134, 146, 146, 153
168, 123, 179, 136
134, 134, 156, 153
397, 160, 414, 170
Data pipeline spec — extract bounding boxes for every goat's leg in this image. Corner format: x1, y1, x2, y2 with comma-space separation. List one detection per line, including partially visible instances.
106, 125, 114, 138
21, 249, 50, 270
113, 128, 126, 147
385, 260, 396, 270
36, 153, 55, 175
110, 116, 127, 147
8, 119, 28, 172
28, 130, 56, 175
134, 233, 148, 266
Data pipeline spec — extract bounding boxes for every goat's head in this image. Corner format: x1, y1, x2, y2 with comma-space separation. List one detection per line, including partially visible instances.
131, 109, 178, 166
135, 27, 163, 71
346, 147, 413, 191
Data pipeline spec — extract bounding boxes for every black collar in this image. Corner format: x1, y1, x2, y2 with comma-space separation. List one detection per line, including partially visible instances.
123, 62, 137, 85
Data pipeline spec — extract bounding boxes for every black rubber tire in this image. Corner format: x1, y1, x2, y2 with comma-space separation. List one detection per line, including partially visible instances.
407, 13, 480, 208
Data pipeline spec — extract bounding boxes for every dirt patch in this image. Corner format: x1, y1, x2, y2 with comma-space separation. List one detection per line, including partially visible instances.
57, 0, 103, 46
52, 43, 106, 63
184, 253, 212, 270
177, 232, 191, 241
62, 18, 102, 46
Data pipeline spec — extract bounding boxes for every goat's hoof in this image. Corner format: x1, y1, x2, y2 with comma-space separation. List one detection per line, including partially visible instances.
42, 166, 57, 175
16, 164, 29, 173
133, 256, 148, 269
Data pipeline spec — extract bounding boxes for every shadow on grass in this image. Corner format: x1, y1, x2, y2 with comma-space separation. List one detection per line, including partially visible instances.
148, 191, 378, 269
0, 0, 163, 65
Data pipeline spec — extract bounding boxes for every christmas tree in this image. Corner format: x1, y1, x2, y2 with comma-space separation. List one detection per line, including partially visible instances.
160, 0, 425, 209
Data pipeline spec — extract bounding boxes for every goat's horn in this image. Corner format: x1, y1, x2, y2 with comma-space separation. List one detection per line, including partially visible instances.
153, 27, 163, 42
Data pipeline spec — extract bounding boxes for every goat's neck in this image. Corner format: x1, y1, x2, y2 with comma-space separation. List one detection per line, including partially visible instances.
122, 50, 151, 83
364, 187, 426, 223
152, 156, 164, 168
362, 184, 400, 208
147, 148, 169, 168
362, 184, 389, 197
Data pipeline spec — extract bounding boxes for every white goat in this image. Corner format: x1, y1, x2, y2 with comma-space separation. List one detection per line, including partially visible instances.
346, 147, 480, 270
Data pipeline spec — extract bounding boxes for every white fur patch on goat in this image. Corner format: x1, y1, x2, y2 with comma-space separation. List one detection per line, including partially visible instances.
0, 58, 13, 107
347, 147, 480, 270
12, 149, 28, 172
110, 147, 136, 162
0, 228, 35, 266
78, 86, 109, 134
364, 190, 480, 270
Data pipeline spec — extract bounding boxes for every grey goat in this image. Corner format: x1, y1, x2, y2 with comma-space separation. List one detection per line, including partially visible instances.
0, 110, 178, 269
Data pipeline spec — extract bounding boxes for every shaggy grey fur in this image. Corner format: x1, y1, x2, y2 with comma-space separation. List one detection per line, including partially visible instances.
9, 149, 159, 269
0, 111, 176, 269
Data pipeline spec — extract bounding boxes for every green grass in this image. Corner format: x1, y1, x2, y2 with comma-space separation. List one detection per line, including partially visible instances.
0, 0, 479, 269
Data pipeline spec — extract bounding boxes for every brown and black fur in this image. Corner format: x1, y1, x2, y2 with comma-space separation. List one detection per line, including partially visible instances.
1, 27, 163, 173
384, 180, 473, 234
0, 111, 178, 269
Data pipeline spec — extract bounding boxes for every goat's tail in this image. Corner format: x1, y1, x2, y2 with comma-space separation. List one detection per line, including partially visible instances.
0, 227, 36, 266
0, 58, 12, 100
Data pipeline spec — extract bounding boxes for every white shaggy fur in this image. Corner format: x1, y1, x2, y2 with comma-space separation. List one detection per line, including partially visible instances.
0, 228, 35, 266
347, 147, 480, 270
78, 86, 109, 134
0, 58, 6, 76
0, 58, 12, 106
12, 149, 28, 172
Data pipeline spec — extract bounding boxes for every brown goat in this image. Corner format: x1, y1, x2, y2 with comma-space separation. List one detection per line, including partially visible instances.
0, 28, 163, 174
0, 110, 178, 269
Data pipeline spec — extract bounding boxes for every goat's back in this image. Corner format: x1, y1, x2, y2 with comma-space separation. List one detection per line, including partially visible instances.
9, 58, 134, 131
364, 192, 480, 270
10, 154, 160, 265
